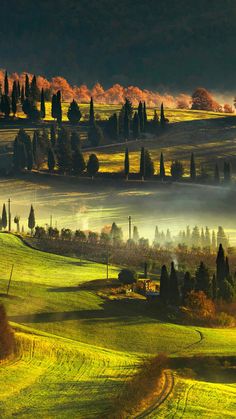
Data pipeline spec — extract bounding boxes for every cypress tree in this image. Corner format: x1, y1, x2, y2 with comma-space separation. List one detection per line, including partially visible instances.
1, 95, 11, 118
32, 130, 40, 167
67, 99, 82, 125
48, 148, 56, 172
71, 131, 80, 151
25, 74, 30, 98
160, 152, 165, 180
221, 280, 234, 302
144, 149, 154, 178
13, 136, 27, 171
17, 81, 21, 99
28, 205, 35, 234
124, 147, 129, 180
51, 94, 57, 119
89, 97, 95, 126
87, 154, 99, 179
4, 71, 9, 96
133, 112, 140, 139
20, 85, 25, 104
159, 265, 169, 304
160, 103, 166, 127
88, 123, 104, 146
195, 261, 212, 298
40, 88, 46, 119
138, 101, 144, 132
56, 90, 62, 123
212, 274, 217, 300
30, 75, 39, 101
124, 107, 130, 140
139, 147, 145, 180
190, 152, 196, 181
50, 124, 57, 148
107, 113, 119, 141
73, 146, 86, 175
11, 82, 17, 116
2, 204, 7, 230
57, 127, 73, 173
182, 271, 195, 304
143, 101, 148, 130
216, 244, 226, 298
169, 262, 180, 306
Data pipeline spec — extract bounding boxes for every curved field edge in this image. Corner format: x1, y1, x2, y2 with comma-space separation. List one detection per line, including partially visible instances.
0, 325, 139, 418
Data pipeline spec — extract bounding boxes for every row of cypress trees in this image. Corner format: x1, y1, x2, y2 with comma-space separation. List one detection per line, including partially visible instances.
124, 149, 233, 183
0, 203, 35, 233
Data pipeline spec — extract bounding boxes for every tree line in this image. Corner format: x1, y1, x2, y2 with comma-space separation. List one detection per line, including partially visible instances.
160, 244, 236, 306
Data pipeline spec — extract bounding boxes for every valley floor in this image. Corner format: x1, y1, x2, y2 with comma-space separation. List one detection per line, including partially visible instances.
0, 234, 236, 417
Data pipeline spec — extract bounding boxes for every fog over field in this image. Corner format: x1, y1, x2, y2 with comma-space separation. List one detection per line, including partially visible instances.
1, 176, 236, 243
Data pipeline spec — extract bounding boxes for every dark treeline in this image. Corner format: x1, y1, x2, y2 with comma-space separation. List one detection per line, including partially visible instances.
159, 244, 236, 307
12, 127, 233, 185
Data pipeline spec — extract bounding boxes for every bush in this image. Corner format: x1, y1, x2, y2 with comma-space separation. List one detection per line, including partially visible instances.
118, 269, 137, 285
184, 291, 215, 322
216, 312, 235, 327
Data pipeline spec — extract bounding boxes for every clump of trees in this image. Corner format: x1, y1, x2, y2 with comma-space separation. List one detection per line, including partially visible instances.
159, 244, 236, 315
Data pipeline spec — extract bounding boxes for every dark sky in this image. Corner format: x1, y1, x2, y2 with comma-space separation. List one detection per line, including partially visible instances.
1, 0, 236, 92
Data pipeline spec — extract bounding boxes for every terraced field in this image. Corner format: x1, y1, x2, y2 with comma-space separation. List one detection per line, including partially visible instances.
0, 233, 236, 417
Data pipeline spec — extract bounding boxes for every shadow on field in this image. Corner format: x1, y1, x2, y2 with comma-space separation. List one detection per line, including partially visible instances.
47, 278, 119, 292
8, 298, 160, 325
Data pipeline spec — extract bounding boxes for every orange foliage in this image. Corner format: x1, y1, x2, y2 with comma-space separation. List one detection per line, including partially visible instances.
0, 69, 230, 111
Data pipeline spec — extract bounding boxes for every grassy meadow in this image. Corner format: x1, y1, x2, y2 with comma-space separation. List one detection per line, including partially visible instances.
0, 234, 236, 417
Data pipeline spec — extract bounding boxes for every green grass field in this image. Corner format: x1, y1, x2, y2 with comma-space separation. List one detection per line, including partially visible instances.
0, 233, 236, 417
16, 102, 233, 123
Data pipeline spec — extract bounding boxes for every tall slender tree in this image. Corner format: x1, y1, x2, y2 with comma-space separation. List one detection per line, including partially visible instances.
133, 112, 140, 139
30, 75, 40, 101
2, 204, 7, 230
160, 152, 165, 180
124, 147, 129, 180
143, 101, 148, 130
73, 146, 86, 175
139, 147, 145, 180
47, 148, 56, 172
11, 81, 17, 116
195, 261, 212, 298
124, 107, 130, 140
89, 97, 95, 126
190, 152, 196, 181
159, 265, 169, 304
56, 90, 62, 123
25, 74, 30, 98
40, 88, 46, 119
4, 71, 9, 96
160, 103, 166, 127
28, 205, 35, 235
137, 101, 144, 132
169, 262, 180, 305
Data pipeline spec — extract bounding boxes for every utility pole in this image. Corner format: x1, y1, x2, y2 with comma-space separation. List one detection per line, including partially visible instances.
128, 216, 132, 241
8, 198, 11, 232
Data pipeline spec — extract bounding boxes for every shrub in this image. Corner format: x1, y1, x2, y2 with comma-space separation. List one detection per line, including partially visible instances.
216, 312, 235, 327
184, 291, 215, 321
118, 269, 137, 285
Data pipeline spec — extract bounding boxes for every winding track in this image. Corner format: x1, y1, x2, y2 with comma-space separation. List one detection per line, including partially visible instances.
135, 370, 175, 419
135, 328, 204, 418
